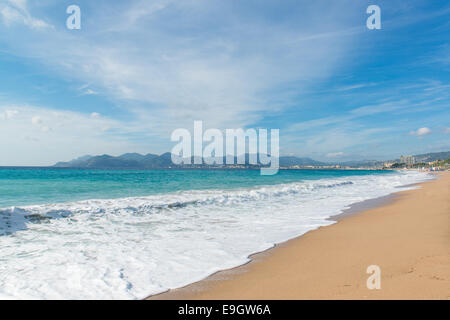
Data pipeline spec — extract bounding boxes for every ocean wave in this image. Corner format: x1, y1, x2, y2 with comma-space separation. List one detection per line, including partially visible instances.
0, 170, 433, 299
0, 179, 357, 230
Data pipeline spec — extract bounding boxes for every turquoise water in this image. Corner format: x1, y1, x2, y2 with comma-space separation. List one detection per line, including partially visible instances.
0, 168, 391, 208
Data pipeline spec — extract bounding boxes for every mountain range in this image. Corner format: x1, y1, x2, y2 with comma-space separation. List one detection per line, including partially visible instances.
53, 153, 325, 169
53, 150, 450, 169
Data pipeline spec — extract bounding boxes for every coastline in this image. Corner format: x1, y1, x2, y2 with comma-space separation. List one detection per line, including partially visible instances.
148, 171, 449, 300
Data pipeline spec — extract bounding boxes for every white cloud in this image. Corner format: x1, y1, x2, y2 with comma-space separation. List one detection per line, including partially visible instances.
0, 105, 140, 165
31, 115, 52, 132
7, 109, 18, 118
83, 89, 97, 95
444, 127, 450, 134
90, 112, 100, 118
409, 127, 432, 136
335, 83, 375, 92
0, 109, 19, 119
0, 0, 52, 29
417, 127, 432, 136
79, 84, 98, 96
31, 115, 42, 125
283, 125, 395, 161
8, 0, 27, 12
123, 0, 171, 27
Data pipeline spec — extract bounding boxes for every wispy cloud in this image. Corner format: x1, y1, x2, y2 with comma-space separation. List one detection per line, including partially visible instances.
335, 83, 376, 92
0, 109, 18, 119
287, 100, 411, 133
0, 0, 52, 29
78, 84, 98, 96
0, 104, 138, 165
0, 0, 362, 132
326, 151, 344, 158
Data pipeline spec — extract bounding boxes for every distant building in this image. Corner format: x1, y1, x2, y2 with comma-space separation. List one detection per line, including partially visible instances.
400, 155, 416, 165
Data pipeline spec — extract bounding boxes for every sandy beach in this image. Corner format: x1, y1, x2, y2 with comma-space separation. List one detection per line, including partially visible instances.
149, 171, 449, 300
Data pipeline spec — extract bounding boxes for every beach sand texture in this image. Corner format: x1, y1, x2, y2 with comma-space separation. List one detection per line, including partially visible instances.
150, 172, 449, 300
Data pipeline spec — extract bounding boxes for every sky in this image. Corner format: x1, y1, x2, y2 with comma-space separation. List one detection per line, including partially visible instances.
0, 0, 449, 165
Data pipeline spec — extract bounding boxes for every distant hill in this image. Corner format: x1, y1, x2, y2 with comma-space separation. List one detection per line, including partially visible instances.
336, 160, 385, 168
53, 153, 325, 169
411, 151, 450, 163
53, 155, 94, 167
278, 156, 325, 167
54, 152, 172, 169
336, 151, 450, 167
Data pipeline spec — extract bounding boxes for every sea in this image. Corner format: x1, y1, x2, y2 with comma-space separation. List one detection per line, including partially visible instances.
0, 168, 432, 299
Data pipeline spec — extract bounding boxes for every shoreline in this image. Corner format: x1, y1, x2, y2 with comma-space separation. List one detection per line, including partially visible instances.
147, 192, 402, 300
327, 178, 431, 221
148, 172, 449, 300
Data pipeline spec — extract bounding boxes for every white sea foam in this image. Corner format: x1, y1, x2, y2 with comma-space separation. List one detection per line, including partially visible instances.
0, 171, 432, 299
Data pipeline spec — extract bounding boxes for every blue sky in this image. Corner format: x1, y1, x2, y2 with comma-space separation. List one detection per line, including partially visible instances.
0, 0, 449, 165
